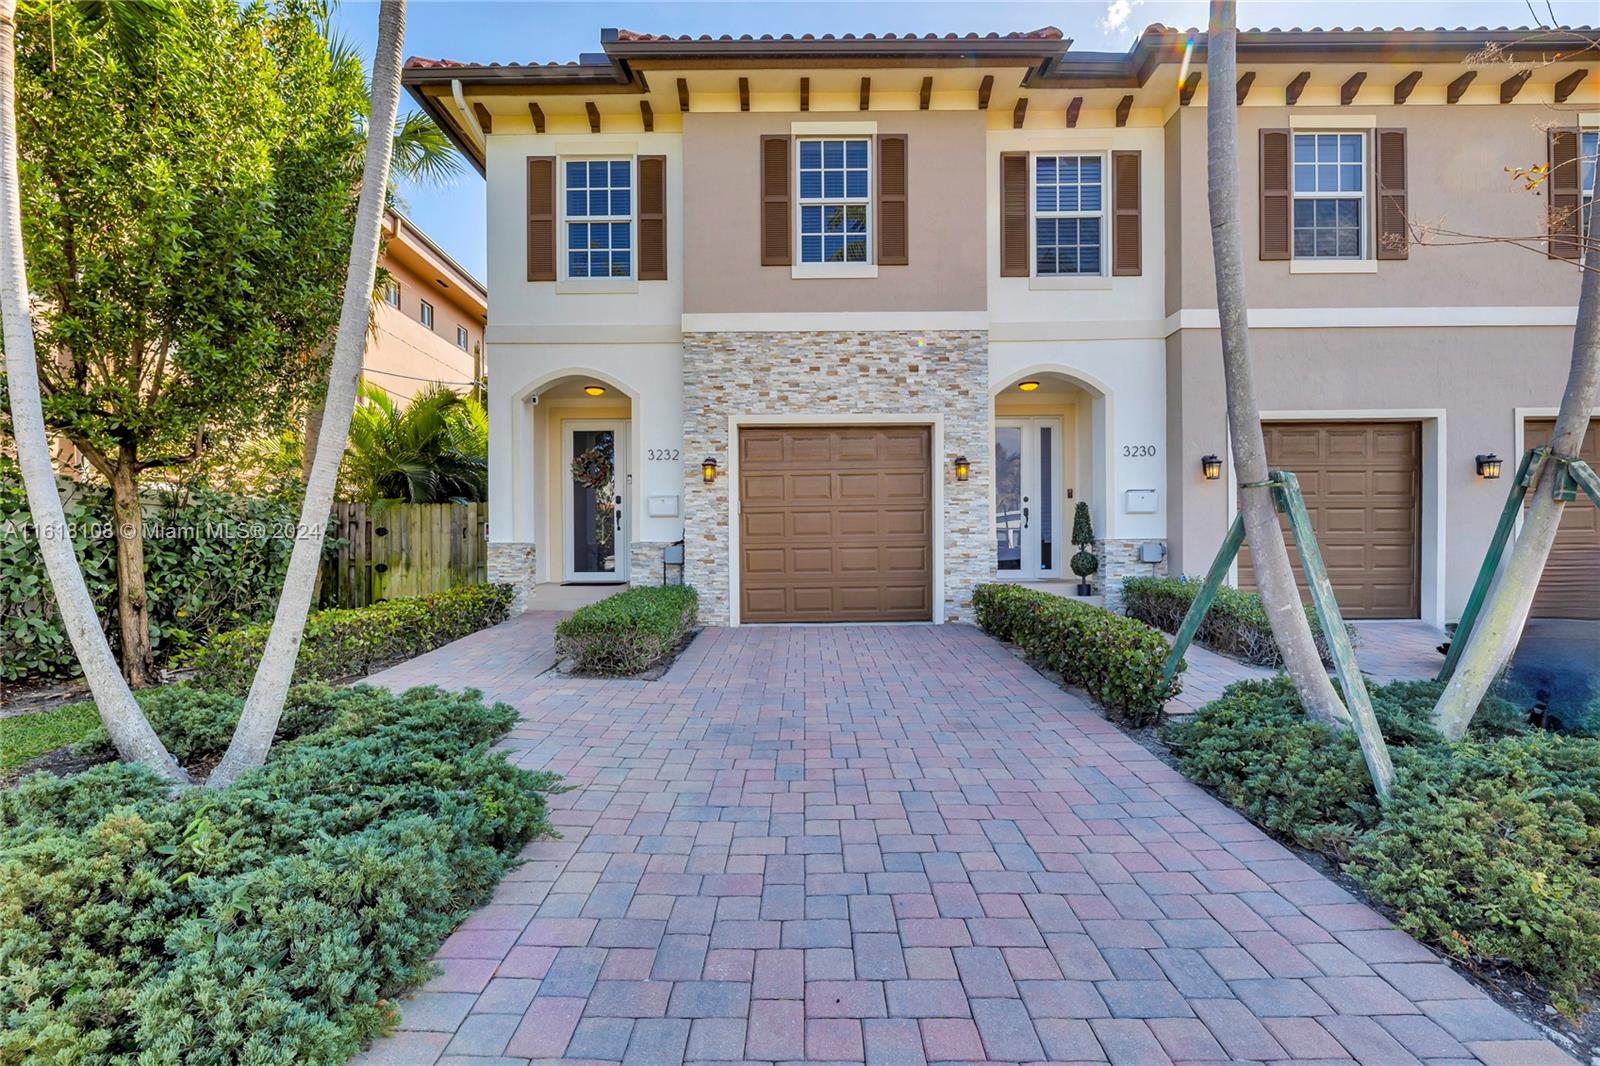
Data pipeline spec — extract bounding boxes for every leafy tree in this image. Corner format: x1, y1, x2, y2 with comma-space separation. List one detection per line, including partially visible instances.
0, 0, 367, 685
341, 381, 487, 503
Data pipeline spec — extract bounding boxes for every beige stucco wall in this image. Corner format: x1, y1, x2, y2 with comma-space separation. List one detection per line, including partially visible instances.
366, 253, 483, 399
681, 111, 987, 314
1166, 103, 1582, 311
1166, 324, 1578, 623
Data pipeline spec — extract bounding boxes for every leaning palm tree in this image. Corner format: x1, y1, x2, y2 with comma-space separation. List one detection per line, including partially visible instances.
1204, 0, 1394, 794
0, 0, 188, 783
342, 381, 487, 503
208, 0, 406, 789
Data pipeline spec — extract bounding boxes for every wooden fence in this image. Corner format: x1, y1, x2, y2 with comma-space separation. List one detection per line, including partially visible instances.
319, 501, 487, 609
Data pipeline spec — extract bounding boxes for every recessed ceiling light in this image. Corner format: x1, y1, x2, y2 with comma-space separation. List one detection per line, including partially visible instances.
583, 385, 606, 396
1018, 381, 1041, 392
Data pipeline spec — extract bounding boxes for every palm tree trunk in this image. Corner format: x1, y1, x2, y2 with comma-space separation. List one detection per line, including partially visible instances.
1204, 2, 1394, 797
0, 0, 186, 783
207, 0, 406, 789
1435, 205, 1600, 740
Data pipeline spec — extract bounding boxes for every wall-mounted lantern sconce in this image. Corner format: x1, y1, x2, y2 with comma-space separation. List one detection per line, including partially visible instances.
1201, 454, 1223, 481
1476, 453, 1503, 479
953, 455, 970, 482
701, 457, 719, 483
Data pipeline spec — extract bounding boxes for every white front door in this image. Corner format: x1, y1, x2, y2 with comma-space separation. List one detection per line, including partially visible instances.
563, 420, 629, 583
994, 417, 1064, 581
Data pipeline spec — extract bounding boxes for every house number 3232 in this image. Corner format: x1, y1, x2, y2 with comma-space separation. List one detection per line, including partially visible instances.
1122, 444, 1157, 457
647, 448, 680, 461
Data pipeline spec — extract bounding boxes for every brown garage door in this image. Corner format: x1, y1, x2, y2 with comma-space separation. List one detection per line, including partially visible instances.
1240, 421, 1421, 619
1527, 418, 1600, 620
738, 425, 932, 623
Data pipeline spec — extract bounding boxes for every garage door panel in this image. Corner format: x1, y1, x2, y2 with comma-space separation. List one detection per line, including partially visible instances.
739, 425, 932, 622
1242, 421, 1420, 619
1527, 418, 1599, 619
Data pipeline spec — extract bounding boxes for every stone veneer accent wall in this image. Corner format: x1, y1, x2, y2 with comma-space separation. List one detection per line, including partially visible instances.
1099, 538, 1169, 613
681, 330, 993, 626
628, 541, 678, 588
487, 542, 537, 614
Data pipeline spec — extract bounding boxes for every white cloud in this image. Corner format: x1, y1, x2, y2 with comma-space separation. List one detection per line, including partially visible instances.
1102, 0, 1144, 32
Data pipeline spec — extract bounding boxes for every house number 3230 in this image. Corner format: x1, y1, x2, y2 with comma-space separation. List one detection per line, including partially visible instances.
647, 448, 680, 461
1122, 444, 1157, 457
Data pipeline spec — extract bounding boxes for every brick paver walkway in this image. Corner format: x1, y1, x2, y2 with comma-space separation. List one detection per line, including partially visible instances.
355, 620, 1572, 1066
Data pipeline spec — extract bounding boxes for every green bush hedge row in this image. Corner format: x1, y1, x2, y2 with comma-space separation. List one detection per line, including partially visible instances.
0, 683, 559, 1063
1163, 677, 1600, 1015
554, 585, 698, 675
182, 582, 514, 692
972, 583, 1179, 727
1122, 575, 1341, 668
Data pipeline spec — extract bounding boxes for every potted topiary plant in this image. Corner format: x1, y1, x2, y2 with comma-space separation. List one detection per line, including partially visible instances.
1070, 501, 1099, 596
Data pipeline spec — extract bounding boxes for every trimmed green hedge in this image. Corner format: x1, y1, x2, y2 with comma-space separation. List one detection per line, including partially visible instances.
0, 684, 559, 1062
555, 585, 698, 675
183, 582, 513, 692
1163, 677, 1600, 1015
973, 583, 1179, 727
1123, 575, 1342, 668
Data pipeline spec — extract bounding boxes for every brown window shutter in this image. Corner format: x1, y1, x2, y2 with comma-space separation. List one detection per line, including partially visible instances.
527, 156, 556, 281
1259, 129, 1291, 260
1000, 151, 1029, 277
760, 135, 791, 266
1548, 129, 1581, 260
876, 134, 909, 266
1111, 150, 1141, 276
637, 155, 667, 280
1374, 129, 1408, 260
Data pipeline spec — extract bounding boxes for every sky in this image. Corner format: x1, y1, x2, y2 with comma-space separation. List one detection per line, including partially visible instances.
328, 0, 1582, 282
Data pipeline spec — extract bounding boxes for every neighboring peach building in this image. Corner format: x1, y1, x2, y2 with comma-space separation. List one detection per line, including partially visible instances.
368, 208, 487, 400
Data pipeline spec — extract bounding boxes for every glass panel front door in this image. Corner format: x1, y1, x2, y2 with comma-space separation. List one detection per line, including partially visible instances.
565, 422, 628, 581
994, 417, 1064, 581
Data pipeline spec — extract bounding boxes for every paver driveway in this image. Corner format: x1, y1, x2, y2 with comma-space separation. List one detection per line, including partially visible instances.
357, 619, 1574, 1066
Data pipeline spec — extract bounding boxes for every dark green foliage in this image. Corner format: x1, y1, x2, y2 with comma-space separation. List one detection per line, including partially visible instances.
1350, 734, 1600, 1015
71, 683, 346, 764
555, 586, 699, 675
183, 583, 514, 693
342, 383, 489, 504
1164, 676, 1599, 1015
1123, 575, 1340, 667
0, 475, 304, 681
0, 685, 558, 1063
1069, 501, 1098, 579
972, 583, 1177, 727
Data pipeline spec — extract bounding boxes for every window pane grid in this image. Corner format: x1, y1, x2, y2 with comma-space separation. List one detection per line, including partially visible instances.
1582, 131, 1597, 238
1292, 132, 1364, 259
565, 159, 632, 278
1035, 154, 1103, 276
798, 138, 869, 264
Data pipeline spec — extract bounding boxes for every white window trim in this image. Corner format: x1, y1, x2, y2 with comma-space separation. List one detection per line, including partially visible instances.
1580, 128, 1597, 240
1030, 150, 1108, 280
456, 325, 469, 350
792, 135, 874, 279
557, 155, 637, 285
419, 299, 434, 330
383, 280, 400, 308
1290, 130, 1369, 263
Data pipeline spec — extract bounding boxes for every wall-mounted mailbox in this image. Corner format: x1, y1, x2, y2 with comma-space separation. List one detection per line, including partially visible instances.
647, 494, 681, 518
1125, 489, 1158, 514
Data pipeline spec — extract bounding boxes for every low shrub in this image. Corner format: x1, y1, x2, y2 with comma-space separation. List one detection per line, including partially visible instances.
555, 585, 698, 675
71, 683, 350, 765
1123, 575, 1342, 668
972, 583, 1178, 727
0, 684, 559, 1063
183, 582, 514, 692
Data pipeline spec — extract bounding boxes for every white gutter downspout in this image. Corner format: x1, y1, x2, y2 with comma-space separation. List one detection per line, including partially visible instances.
451, 79, 486, 153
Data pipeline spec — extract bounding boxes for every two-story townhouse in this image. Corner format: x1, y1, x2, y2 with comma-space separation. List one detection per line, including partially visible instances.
403, 23, 1598, 627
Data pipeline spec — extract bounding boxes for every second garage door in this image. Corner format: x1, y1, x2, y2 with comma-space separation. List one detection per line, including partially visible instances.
738, 425, 933, 623
1240, 421, 1421, 619
1526, 418, 1600, 620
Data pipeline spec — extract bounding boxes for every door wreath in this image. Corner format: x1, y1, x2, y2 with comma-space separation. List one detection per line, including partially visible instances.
571, 446, 613, 490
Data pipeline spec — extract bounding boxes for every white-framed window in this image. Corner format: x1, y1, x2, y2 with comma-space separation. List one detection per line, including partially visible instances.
797, 138, 870, 265
1582, 130, 1597, 238
563, 158, 633, 279
382, 279, 400, 308
419, 299, 434, 330
1292, 132, 1366, 259
456, 325, 469, 351
1033, 154, 1104, 276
